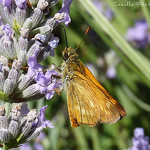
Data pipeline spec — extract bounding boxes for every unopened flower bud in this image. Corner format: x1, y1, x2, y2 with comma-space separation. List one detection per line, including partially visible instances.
3, 79, 15, 95
0, 106, 8, 129
0, 128, 10, 143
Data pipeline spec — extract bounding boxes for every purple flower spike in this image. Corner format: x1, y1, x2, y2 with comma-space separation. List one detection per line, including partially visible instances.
106, 66, 116, 79
0, 0, 12, 7
130, 128, 149, 150
126, 19, 149, 48
39, 105, 54, 129
27, 52, 43, 78
15, 0, 27, 9
58, 0, 73, 26
134, 128, 144, 138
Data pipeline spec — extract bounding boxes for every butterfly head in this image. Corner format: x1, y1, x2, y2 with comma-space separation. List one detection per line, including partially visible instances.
62, 47, 78, 61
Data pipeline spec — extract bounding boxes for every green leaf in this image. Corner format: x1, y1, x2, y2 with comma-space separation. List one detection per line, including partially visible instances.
0, 91, 9, 102
13, 19, 21, 34
76, 0, 150, 87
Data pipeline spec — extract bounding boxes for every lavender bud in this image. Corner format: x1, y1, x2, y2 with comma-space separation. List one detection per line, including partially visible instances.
0, 56, 8, 66
3, 7, 13, 25
20, 110, 38, 137
37, 47, 50, 62
0, 128, 10, 143
8, 120, 19, 138
26, 44, 40, 60
16, 36, 28, 56
8, 104, 21, 138
2, 66, 10, 78
18, 50, 27, 65
37, 0, 48, 10
3, 79, 15, 95
0, 37, 8, 57
15, 7, 27, 26
10, 104, 21, 121
3, 37, 15, 59
31, 8, 43, 28
54, 13, 65, 22
0, 72, 5, 91
46, 17, 56, 29
23, 18, 32, 31
12, 60, 22, 70
26, 126, 42, 142
19, 28, 29, 38
8, 69, 19, 84
0, 25, 4, 38
0, 106, 8, 129
38, 25, 52, 34
20, 84, 41, 98
16, 75, 34, 92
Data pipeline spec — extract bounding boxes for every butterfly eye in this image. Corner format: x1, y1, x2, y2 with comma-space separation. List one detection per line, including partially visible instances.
63, 52, 69, 61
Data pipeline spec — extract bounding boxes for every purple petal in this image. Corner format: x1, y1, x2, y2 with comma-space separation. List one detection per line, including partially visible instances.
37, 131, 46, 140
134, 128, 144, 138
45, 91, 55, 100
0, 0, 12, 7
35, 35, 46, 45
49, 36, 59, 49
126, 19, 149, 48
3, 24, 12, 37
50, 49, 55, 57
106, 66, 116, 79
34, 143, 44, 150
20, 103, 30, 117
15, 0, 27, 9
28, 56, 40, 69
58, 0, 73, 26
38, 105, 54, 129
19, 143, 32, 150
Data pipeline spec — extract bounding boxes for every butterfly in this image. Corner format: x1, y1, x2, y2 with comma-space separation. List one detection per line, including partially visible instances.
59, 47, 126, 127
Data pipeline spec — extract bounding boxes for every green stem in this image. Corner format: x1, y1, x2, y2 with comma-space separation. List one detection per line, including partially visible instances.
139, 0, 150, 28
122, 85, 150, 112
78, 0, 150, 86
74, 2, 150, 86
4, 103, 11, 117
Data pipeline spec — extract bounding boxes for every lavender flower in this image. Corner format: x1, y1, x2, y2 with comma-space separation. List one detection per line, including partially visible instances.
129, 128, 149, 150
126, 19, 150, 48
0, 103, 53, 149
0, 0, 73, 102
106, 66, 116, 79
105, 50, 119, 79
0, 0, 73, 149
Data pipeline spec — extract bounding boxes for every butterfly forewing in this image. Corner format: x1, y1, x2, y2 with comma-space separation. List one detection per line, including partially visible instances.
67, 68, 126, 127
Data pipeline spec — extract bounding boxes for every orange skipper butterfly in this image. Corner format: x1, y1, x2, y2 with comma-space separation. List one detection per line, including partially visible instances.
59, 47, 126, 127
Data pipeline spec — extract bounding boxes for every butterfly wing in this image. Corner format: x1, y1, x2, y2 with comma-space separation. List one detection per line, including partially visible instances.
67, 67, 126, 127
84, 66, 126, 117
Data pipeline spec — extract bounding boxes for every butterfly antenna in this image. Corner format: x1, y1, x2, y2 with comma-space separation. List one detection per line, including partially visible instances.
75, 27, 90, 51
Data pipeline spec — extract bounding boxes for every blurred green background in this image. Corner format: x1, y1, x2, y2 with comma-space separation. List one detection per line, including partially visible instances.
29, 0, 150, 149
